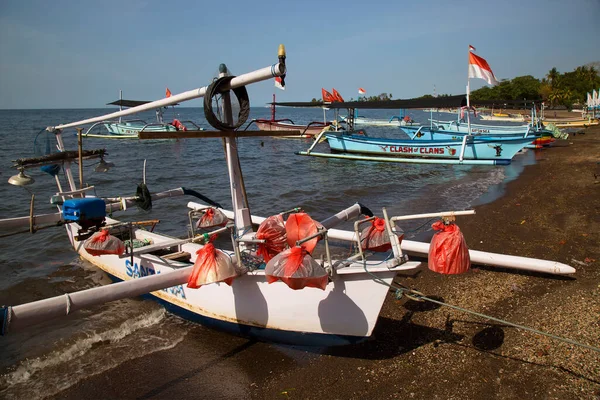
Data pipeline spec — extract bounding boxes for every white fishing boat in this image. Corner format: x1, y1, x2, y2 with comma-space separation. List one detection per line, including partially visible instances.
0, 47, 576, 347
83, 94, 202, 139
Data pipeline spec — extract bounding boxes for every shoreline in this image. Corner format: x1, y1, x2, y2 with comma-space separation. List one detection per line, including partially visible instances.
54, 127, 600, 399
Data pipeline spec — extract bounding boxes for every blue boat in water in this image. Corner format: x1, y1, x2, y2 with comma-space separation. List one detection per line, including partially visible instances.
323, 132, 533, 164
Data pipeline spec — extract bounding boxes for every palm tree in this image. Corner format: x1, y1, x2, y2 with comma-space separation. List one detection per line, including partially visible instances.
546, 67, 559, 88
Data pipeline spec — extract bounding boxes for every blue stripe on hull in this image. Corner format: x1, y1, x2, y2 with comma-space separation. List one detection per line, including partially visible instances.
107, 273, 368, 347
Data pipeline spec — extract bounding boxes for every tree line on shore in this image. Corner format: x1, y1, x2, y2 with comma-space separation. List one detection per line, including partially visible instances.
309, 63, 599, 110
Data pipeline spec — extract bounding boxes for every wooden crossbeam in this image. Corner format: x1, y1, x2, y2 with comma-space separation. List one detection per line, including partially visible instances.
138, 130, 304, 139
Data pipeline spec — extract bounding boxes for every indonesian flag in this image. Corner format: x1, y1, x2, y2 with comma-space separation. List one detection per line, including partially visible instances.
332, 88, 344, 102
594, 89, 599, 107
587, 92, 592, 107
468, 52, 499, 86
469, 45, 476, 52
322, 88, 335, 102
358, 88, 366, 94
274, 76, 285, 90
165, 87, 172, 98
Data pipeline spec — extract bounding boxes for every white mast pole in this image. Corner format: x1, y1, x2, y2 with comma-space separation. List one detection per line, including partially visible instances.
119, 89, 122, 123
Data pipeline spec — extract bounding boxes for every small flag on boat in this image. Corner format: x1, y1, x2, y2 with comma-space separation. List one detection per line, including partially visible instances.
165, 88, 172, 98
332, 88, 344, 102
322, 88, 335, 103
358, 88, 366, 94
469, 45, 476, 52
274, 76, 285, 90
468, 51, 499, 86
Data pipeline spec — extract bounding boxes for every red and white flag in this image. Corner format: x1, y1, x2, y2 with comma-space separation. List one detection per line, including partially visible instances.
468, 52, 499, 86
165, 87, 172, 98
468, 45, 476, 52
274, 76, 285, 90
358, 88, 366, 94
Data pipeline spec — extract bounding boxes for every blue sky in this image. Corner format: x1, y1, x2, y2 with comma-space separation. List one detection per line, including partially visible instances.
0, 0, 598, 109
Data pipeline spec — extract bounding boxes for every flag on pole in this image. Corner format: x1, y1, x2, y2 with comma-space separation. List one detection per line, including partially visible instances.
358, 88, 366, 94
332, 88, 344, 102
274, 76, 285, 90
322, 88, 335, 102
468, 51, 499, 86
587, 92, 592, 107
593, 89, 599, 107
469, 45, 476, 52
165, 88, 172, 98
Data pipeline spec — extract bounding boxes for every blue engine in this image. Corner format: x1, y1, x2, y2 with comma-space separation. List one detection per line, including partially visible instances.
63, 198, 106, 226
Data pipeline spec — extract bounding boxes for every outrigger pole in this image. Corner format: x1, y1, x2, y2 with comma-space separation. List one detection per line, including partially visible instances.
50, 61, 287, 131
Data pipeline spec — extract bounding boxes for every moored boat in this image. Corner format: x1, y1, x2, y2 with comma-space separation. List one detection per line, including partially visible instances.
323, 132, 533, 164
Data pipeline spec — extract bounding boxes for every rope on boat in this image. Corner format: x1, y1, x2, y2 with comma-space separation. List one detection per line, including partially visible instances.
361, 260, 600, 354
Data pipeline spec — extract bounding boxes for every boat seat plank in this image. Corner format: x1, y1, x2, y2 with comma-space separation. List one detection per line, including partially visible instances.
161, 251, 191, 262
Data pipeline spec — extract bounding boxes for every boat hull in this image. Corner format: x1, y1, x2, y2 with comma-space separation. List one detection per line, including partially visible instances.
67, 221, 414, 345
254, 121, 327, 138
103, 122, 179, 135
325, 133, 533, 161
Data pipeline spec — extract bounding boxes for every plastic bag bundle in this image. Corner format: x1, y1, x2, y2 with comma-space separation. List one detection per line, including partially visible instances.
265, 246, 329, 290
360, 217, 404, 252
285, 213, 321, 254
84, 230, 125, 256
196, 207, 228, 229
428, 221, 470, 275
187, 243, 238, 288
255, 214, 287, 263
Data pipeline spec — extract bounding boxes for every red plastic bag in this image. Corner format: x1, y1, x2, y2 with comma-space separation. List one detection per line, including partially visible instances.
187, 243, 237, 288
265, 246, 329, 290
428, 221, 470, 275
196, 207, 228, 229
360, 217, 404, 252
285, 213, 321, 254
256, 214, 287, 262
84, 230, 125, 256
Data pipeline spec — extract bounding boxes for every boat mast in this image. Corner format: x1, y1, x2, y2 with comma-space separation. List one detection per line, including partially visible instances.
119, 90, 122, 123
271, 93, 276, 121
219, 64, 253, 242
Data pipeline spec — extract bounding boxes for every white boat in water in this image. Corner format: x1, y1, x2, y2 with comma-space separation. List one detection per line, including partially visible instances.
0, 47, 576, 347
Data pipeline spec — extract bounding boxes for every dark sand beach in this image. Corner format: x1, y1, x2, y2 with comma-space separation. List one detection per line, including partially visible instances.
55, 124, 600, 400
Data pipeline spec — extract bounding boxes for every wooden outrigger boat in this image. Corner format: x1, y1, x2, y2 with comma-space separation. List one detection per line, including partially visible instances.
245, 94, 331, 139
0, 47, 577, 348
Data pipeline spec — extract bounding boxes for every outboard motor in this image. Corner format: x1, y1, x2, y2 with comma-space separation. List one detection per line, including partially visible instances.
62, 198, 107, 236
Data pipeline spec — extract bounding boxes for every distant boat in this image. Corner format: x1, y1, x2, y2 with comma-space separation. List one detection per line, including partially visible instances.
338, 115, 418, 127
249, 94, 331, 139
480, 113, 525, 122
84, 95, 199, 138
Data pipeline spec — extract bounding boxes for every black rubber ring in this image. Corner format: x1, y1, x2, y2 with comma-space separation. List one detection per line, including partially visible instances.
203, 76, 250, 131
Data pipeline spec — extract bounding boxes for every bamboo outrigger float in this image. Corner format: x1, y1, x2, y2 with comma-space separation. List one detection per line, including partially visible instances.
0, 46, 576, 347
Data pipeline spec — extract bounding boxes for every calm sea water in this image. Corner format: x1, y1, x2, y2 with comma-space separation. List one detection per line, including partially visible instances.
0, 106, 537, 398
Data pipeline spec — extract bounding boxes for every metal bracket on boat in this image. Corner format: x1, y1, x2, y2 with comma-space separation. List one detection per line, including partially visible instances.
353, 212, 408, 269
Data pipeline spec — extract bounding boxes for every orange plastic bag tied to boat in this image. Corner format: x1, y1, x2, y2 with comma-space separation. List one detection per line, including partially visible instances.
360, 217, 403, 252
427, 221, 470, 275
265, 246, 329, 290
285, 213, 321, 254
256, 214, 287, 263
196, 207, 228, 229
83, 229, 125, 256
187, 243, 238, 288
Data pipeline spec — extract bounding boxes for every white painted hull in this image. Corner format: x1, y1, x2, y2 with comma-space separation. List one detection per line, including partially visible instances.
67, 218, 419, 342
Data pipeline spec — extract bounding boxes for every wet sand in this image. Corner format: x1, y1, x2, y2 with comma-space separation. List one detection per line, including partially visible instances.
55, 126, 600, 400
